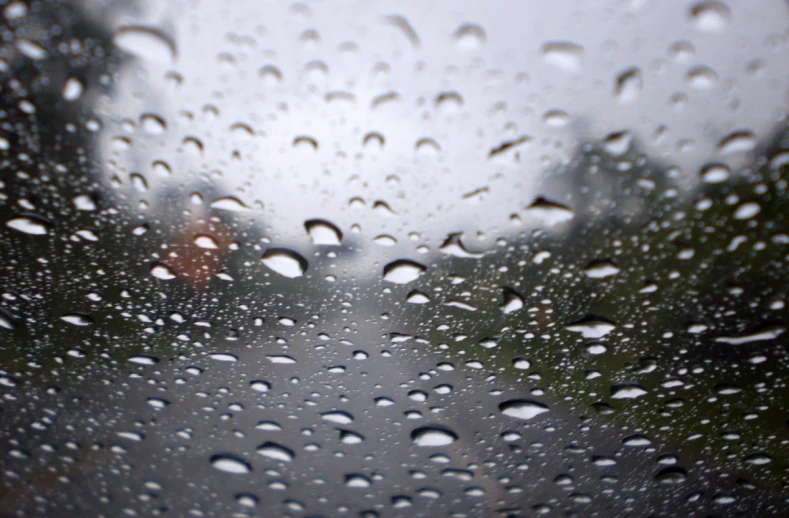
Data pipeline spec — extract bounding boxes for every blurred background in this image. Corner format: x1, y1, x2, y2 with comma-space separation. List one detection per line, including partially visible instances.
1, 0, 789, 516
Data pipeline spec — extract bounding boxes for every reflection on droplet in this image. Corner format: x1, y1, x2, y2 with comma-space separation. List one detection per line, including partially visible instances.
305, 219, 342, 245
383, 260, 426, 284
411, 426, 458, 447
733, 202, 760, 220
257, 442, 295, 462
261, 248, 308, 278
211, 454, 252, 474
499, 399, 550, 420
113, 26, 176, 63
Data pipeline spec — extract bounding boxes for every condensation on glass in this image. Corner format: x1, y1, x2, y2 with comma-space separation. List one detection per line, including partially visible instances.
1, 0, 789, 516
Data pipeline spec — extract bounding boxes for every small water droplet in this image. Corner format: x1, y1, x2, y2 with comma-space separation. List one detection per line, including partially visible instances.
614, 67, 643, 104
60, 313, 93, 327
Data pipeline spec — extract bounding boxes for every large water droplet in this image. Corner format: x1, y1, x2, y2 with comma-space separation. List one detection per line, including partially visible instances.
453, 24, 485, 51
60, 313, 93, 327
257, 442, 294, 463
541, 41, 583, 73
150, 263, 176, 280
211, 454, 252, 474
411, 426, 458, 447
305, 219, 342, 245
113, 26, 176, 64
7, 216, 49, 235
383, 260, 426, 284
499, 399, 550, 420
525, 197, 574, 226
210, 196, 249, 211
321, 411, 354, 425
614, 67, 643, 104
690, 2, 731, 33
565, 315, 616, 338
611, 384, 648, 399
261, 248, 308, 278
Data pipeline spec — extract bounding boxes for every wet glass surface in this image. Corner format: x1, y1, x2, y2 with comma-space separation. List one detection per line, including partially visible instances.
2, 0, 789, 516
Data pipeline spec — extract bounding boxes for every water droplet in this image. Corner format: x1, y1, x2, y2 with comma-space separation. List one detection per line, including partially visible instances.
73, 194, 96, 211
603, 131, 633, 156
583, 259, 620, 278
407, 291, 430, 304
512, 358, 531, 370
305, 219, 342, 245
411, 426, 458, 447
611, 384, 648, 399
687, 65, 718, 89
453, 24, 485, 51
209, 353, 238, 362
140, 114, 166, 134
733, 202, 760, 220
60, 313, 93, 327
690, 2, 731, 33
718, 130, 756, 154
257, 442, 294, 462
210, 196, 249, 211
113, 26, 176, 64
129, 355, 159, 365
499, 399, 550, 420
439, 233, 485, 258
655, 467, 687, 484
211, 454, 252, 474
714, 326, 785, 345
700, 163, 730, 183
383, 260, 426, 284
614, 67, 643, 104
63, 77, 84, 101
340, 430, 364, 444
345, 474, 372, 488
566, 315, 616, 338
7, 216, 48, 235
744, 452, 771, 465
500, 288, 524, 314
261, 248, 308, 278
373, 235, 397, 246
16, 39, 46, 60
541, 41, 584, 73
321, 411, 354, 424
250, 380, 271, 392
194, 234, 219, 249
525, 197, 574, 226
150, 263, 176, 280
